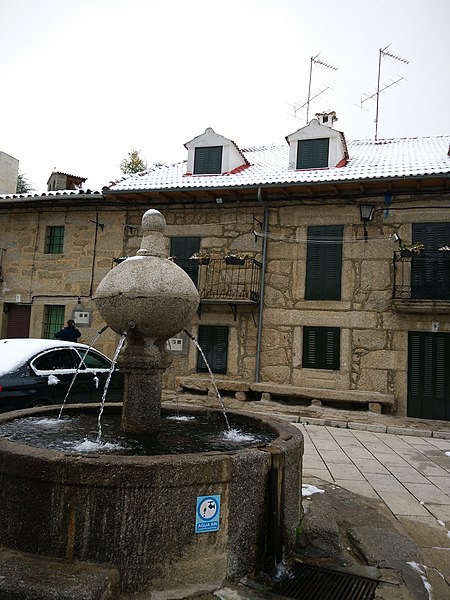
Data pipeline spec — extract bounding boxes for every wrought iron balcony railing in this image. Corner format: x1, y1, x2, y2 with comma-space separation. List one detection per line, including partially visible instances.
393, 250, 450, 300
176, 258, 262, 304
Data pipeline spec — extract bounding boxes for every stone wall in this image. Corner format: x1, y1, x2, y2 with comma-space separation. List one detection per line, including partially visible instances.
1, 197, 450, 416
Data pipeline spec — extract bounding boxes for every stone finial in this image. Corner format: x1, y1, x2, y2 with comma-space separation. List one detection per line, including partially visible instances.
137, 209, 166, 257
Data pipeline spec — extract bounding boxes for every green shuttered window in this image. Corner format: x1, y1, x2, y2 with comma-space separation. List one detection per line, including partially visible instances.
412, 222, 450, 299
194, 146, 223, 174
170, 237, 201, 285
297, 138, 329, 169
197, 325, 229, 374
305, 225, 343, 300
45, 226, 65, 254
303, 326, 340, 370
408, 331, 450, 420
44, 305, 65, 339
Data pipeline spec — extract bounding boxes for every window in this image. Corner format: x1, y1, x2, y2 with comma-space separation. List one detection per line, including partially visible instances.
305, 225, 343, 300
33, 349, 79, 371
170, 236, 201, 285
297, 138, 329, 169
193, 146, 223, 174
197, 325, 229, 374
80, 350, 111, 369
303, 326, 340, 370
411, 222, 450, 299
45, 226, 65, 254
44, 305, 65, 339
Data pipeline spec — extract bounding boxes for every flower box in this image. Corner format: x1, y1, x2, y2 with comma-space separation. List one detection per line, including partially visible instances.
225, 256, 245, 265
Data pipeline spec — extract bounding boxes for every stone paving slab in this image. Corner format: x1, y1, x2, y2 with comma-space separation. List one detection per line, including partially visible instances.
363, 473, 408, 493
333, 479, 380, 500
386, 467, 431, 484
351, 458, 391, 473
404, 482, 450, 504
428, 476, 450, 494
397, 516, 450, 549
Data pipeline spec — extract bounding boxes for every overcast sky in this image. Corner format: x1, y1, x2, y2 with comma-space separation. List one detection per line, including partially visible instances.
1, 0, 449, 192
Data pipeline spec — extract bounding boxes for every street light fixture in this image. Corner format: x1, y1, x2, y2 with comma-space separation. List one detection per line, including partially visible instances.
359, 204, 376, 242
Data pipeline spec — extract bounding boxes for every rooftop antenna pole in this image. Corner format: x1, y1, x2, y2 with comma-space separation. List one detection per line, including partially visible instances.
306, 54, 338, 124
374, 44, 409, 141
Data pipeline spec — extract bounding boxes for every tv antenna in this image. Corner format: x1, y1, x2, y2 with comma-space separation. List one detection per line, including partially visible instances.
289, 53, 338, 123
360, 45, 409, 141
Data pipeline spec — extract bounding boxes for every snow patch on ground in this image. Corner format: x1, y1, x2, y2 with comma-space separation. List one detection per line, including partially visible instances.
302, 484, 325, 497
407, 562, 432, 599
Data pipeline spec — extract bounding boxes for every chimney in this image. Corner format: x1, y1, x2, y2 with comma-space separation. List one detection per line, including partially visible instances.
315, 111, 338, 128
47, 171, 87, 191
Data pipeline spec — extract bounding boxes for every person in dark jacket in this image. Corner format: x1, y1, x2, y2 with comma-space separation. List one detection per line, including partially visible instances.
54, 320, 81, 342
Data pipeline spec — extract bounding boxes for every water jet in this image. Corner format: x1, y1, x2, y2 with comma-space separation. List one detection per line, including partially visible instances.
0, 209, 303, 597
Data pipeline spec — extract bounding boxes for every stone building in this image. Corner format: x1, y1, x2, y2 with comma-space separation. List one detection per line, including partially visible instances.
1, 116, 450, 421
0, 151, 19, 194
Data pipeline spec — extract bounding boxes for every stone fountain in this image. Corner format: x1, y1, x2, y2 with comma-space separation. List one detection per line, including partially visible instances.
0, 210, 303, 598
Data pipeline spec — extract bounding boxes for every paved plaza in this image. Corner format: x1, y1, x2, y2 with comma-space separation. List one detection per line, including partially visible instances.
298, 423, 450, 599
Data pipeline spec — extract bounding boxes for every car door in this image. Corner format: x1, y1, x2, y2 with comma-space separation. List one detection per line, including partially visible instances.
75, 348, 122, 402
31, 348, 91, 404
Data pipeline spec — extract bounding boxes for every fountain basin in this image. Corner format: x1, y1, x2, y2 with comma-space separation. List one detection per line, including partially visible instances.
0, 404, 303, 597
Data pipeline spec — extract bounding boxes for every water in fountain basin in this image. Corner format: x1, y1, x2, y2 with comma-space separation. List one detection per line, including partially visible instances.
0, 411, 275, 455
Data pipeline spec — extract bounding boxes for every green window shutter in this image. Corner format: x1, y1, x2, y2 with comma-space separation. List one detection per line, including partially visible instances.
193, 146, 223, 174
170, 237, 200, 285
408, 333, 421, 407
305, 225, 343, 300
297, 138, 329, 169
408, 331, 450, 420
197, 325, 229, 374
412, 222, 450, 299
303, 326, 340, 370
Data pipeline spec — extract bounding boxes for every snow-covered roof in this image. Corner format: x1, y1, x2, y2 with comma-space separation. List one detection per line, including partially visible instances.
0, 189, 102, 201
108, 135, 450, 193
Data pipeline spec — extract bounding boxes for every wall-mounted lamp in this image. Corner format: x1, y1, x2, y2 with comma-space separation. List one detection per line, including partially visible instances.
359, 204, 376, 242
215, 197, 223, 204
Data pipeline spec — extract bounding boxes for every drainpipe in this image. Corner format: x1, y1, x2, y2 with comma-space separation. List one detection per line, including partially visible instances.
255, 187, 268, 383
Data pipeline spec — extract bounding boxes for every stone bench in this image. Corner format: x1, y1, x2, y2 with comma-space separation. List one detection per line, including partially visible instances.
249, 383, 395, 414
175, 377, 395, 413
176, 376, 250, 401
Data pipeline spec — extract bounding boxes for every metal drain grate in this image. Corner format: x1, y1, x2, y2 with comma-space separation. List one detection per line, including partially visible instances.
272, 563, 378, 600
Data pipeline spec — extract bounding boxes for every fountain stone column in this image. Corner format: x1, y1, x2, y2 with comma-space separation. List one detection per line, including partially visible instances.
94, 209, 199, 433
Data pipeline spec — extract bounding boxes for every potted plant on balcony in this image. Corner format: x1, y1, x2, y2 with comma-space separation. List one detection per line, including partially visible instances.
224, 253, 247, 265
399, 242, 425, 258
189, 251, 210, 265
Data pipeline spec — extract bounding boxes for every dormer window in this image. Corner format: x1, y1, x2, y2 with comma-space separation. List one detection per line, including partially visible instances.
297, 138, 330, 169
193, 146, 223, 174
286, 116, 348, 171
185, 128, 248, 176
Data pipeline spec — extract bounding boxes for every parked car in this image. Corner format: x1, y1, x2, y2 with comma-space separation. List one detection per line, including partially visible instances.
0, 338, 124, 413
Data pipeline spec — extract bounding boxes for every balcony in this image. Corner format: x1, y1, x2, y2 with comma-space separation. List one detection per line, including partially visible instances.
393, 250, 450, 313
177, 258, 262, 317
